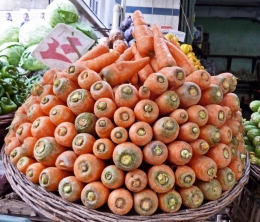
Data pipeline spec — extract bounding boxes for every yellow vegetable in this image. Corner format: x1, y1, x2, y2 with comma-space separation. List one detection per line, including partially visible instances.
180, 44, 191, 54
186, 52, 195, 58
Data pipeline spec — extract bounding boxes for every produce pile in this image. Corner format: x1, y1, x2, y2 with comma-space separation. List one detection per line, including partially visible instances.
4, 10, 247, 217
244, 100, 260, 167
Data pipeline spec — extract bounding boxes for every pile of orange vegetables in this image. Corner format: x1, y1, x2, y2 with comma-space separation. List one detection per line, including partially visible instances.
3, 10, 247, 216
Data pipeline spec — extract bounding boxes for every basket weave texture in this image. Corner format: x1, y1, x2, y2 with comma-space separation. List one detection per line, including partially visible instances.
250, 164, 260, 181
2, 147, 250, 222
0, 112, 15, 148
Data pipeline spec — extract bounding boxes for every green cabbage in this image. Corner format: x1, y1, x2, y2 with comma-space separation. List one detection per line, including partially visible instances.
0, 23, 20, 45
68, 21, 98, 43
19, 21, 53, 48
45, 0, 79, 27
0, 42, 25, 67
19, 44, 47, 71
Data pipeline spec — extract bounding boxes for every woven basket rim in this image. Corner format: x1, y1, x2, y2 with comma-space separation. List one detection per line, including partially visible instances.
0, 112, 15, 127
250, 164, 260, 180
1, 147, 250, 222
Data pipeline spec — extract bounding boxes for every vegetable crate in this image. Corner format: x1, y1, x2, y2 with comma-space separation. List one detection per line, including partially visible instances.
0, 113, 14, 148
227, 175, 260, 222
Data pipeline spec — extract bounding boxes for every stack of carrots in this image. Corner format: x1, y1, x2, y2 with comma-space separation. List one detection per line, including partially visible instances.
3, 10, 247, 216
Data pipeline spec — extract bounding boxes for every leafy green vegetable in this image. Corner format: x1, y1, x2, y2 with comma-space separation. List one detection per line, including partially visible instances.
45, 0, 79, 27
0, 42, 25, 67
0, 23, 20, 45
19, 21, 53, 48
19, 44, 47, 71
68, 21, 98, 43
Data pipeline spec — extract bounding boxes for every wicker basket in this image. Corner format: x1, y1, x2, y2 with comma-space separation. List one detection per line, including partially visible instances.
1, 147, 250, 222
250, 164, 260, 181
0, 112, 15, 149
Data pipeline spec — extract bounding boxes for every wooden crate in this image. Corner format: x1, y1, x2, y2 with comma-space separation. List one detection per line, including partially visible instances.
227, 176, 260, 222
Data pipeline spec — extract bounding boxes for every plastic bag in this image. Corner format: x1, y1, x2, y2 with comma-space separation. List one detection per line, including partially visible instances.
119, 16, 132, 32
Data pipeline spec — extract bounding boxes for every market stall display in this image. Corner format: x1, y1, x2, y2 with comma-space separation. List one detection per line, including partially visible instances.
1, 8, 250, 222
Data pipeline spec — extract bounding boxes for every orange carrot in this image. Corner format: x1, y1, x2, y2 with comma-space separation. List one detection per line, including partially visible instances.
187, 155, 217, 181
128, 72, 139, 86
81, 181, 110, 209
219, 93, 240, 113
175, 82, 201, 108
67, 89, 95, 115
143, 72, 168, 96
74, 154, 105, 183
34, 137, 67, 166
31, 116, 56, 139
81, 51, 120, 73
189, 139, 210, 156
27, 103, 46, 123
198, 84, 223, 106
33, 84, 54, 102
125, 169, 148, 192
155, 90, 180, 116
114, 84, 139, 109
152, 24, 176, 70
158, 189, 182, 213
131, 42, 154, 83
218, 72, 237, 93
40, 68, 62, 85
20, 136, 38, 159
116, 46, 134, 62
159, 66, 186, 89
55, 150, 78, 172
138, 85, 150, 100
17, 156, 37, 174
133, 188, 158, 216
108, 188, 133, 215
72, 133, 96, 155
53, 77, 79, 102
186, 105, 208, 127
53, 70, 68, 82
210, 75, 230, 94
101, 165, 125, 189
113, 107, 135, 128
66, 63, 87, 83
75, 112, 98, 135
113, 39, 128, 54
10, 114, 30, 132
4, 137, 22, 156
94, 98, 117, 119
223, 119, 240, 136
153, 117, 179, 144
9, 147, 23, 165
134, 99, 159, 124
39, 167, 72, 191
49, 105, 76, 126
177, 185, 204, 209
95, 117, 115, 139
15, 122, 32, 143
113, 142, 143, 171
150, 55, 158, 72
168, 141, 193, 165
128, 121, 153, 146
223, 106, 232, 120
110, 126, 128, 144
175, 165, 196, 188
166, 40, 196, 76
198, 125, 221, 147
26, 162, 46, 184
216, 167, 236, 191
227, 160, 243, 180
90, 80, 114, 101
58, 176, 85, 202
185, 69, 211, 90
169, 109, 188, 125
77, 69, 101, 90
40, 95, 65, 116
204, 104, 226, 127
219, 125, 233, 144
177, 122, 200, 142
22, 95, 39, 113
100, 57, 150, 87
4, 129, 16, 145
54, 122, 78, 147
14, 106, 26, 115
206, 143, 231, 169
132, 10, 154, 57
148, 164, 175, 193
93, 138, 115, 160
77, 43, 110, 62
